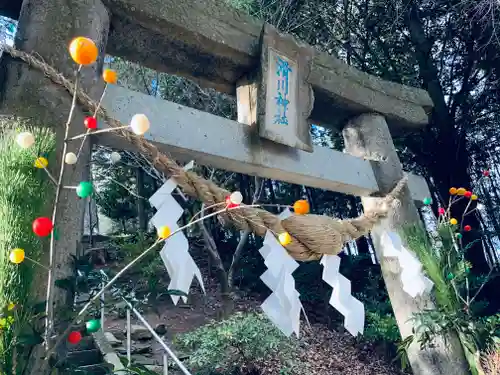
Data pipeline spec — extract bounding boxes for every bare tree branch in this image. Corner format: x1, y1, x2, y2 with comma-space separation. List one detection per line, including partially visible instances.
228, 177, 264, 287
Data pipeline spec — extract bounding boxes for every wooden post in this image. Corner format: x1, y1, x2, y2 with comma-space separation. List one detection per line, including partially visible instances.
0, 0, 109, 371
342, 114, 469, 375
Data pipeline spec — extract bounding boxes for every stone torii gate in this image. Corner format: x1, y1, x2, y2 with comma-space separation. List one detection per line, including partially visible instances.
0, 0, 468, 374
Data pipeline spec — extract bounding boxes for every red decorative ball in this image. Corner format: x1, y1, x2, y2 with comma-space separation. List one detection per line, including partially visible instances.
464, 191, 472, 199
84, 116, 97, 130
32, 217, 54, 237
438, 207, 445, 215
464, 225, 472, 232
483, 170, 490, 177
225, 196, 238, 209
68, 331, 82, 344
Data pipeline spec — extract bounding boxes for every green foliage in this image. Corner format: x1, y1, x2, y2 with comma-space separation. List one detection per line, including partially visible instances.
115, 357, 162, 374
404, 225, 460, 312
364, 312, 400, 345
110, 233, 167, 298
0, 121, 55, 373
401, 225, 499, 374
175, 312, 303, 374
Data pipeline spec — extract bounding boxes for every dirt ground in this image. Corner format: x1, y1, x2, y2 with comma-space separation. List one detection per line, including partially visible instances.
102, 271, 405, 375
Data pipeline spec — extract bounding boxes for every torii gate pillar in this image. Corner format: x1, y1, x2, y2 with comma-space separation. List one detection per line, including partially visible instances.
343, 114, 469, 375
0, 0, 109, 370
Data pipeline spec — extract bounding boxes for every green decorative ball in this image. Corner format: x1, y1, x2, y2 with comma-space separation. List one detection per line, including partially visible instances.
456, 233, 463, 239
423, 197, 432, 205
86, 319, 101, 333
76, 181, 93, 198
446, 273, 455, 280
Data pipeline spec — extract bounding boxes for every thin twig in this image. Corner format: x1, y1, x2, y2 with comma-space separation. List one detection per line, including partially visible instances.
40, 165, 57, 185
469, 267, 494, 305
43, 204, 250, 363
44, 65, 81, 351
69, 125, 130, 141
74, 85, 109, 160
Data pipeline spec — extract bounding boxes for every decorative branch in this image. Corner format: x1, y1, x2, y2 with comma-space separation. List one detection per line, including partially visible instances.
44, 66, 81, 350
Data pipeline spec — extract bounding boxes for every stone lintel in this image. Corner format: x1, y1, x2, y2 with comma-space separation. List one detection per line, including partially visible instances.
99, 85, 428, 201
101, 0, 432, 130
2, 0, 434, 129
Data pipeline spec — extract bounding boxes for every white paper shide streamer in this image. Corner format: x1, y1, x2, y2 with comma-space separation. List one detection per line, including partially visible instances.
380, 231, 434, 298
259, 209, 303, 337
149, 161, 205, 304
321, 255, 365, 336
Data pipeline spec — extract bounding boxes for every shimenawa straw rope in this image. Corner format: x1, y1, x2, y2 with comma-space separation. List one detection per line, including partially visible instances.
2, 44, 408, 261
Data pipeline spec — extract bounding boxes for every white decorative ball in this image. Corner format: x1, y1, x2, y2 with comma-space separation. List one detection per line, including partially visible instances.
110, 151, 121, 164
229, 191, 243, 205
130, 114, 150, 135
64, 152, 78, 165
16, 132, 35, 149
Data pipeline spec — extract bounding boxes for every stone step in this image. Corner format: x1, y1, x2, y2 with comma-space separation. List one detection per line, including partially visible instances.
78, 363, 114, 374
68, 336, 97, 352
66, 349, 102, 366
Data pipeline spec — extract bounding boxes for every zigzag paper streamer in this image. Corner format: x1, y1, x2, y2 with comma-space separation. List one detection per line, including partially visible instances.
149, 161, 205, 305
379, 231, 433, 298
259, 228, 303, 337
321, 255, 365, 336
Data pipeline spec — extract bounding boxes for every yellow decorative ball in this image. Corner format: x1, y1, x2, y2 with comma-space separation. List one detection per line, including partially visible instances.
450, 218, 458, 225
102, 69, 118, 84
293, 200, 310, 215
471, 194, 478, 201
457, 188, 466, 196
7, 302, 15, 311
278, 232, 292, 246
157, 225, 171, 239
34, 157, 48, 169
69, 37, 98, 65
9, 248, 25, 264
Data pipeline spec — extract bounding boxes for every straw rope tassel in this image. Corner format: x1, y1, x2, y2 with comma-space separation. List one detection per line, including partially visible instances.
3, 44, 408, 262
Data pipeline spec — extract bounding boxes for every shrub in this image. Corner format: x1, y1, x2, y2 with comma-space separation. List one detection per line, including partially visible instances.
0, 121, 55, 374
175, 312, 303, 374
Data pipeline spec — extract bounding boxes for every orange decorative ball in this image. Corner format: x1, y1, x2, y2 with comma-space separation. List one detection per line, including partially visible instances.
449, 187, 457, 195
69, 37, 98, 65
293, 200, 310, 215
102, 69, 118, 84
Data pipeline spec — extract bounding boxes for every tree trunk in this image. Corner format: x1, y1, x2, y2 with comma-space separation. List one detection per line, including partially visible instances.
201, 221, 233, 317
0, 0, 110, 373
405, 1, 489, 274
